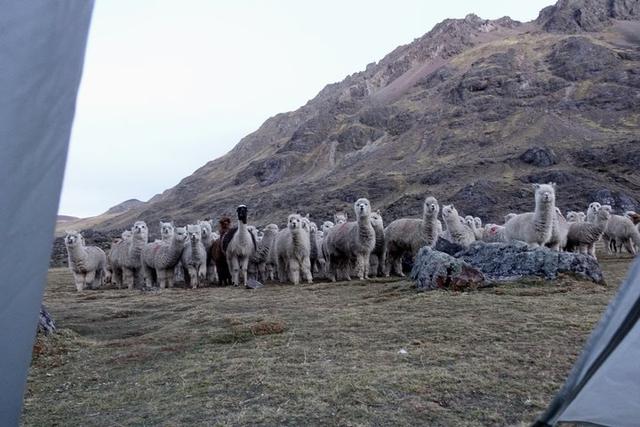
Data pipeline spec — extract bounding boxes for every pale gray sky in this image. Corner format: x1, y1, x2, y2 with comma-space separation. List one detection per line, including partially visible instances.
59, 0, 553, 218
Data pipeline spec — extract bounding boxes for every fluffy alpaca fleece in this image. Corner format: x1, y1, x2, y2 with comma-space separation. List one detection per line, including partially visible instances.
160, 221, 174, 242
274, 214, 313, 285
181, 224, 207, 288
465, 215, 484, 240
223, 205, 256, 287
65, 231, 107, 291
109, 221, 148, 289
211, 216, 232, 286
604, 214, 640, 255
383, 196, 441, 277
566, 208, 610, 259
324, 198, 376, 281
546, 207, 569, 251
474, 217, 482, 229
442, 205, 476, 248
251, 223, 278, 281
504, 213, 517, 224
198, 220, 217, 283
142, 226, 187, 288
368, 211, 386, 277
504, 184, 556, 248
586, 202, 602, 223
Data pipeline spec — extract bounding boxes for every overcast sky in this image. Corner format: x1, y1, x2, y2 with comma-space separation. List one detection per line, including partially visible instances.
59, 0, 553, 218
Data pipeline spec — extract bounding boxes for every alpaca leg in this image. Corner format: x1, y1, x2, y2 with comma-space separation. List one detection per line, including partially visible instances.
589, 244, 597, 259
112, 268, 122, 289
85, 270, 97, 290
302, 257, 313, 284
240, 257, 249, 287
363, 254, 371, 279
198, 264, 207, 285
229, 256, 240, 286
277, 258, 286, 283
142, 263, 154, 288
383, 252, 392, 277
157, 269, 166, 289
123, 268, 135, 290
288, 259, 300, 285
394, 257, 405, 278
187, 266, 198, 288
73, 273, 85, 292
624, 239, 636, 255
370, 255, 378, 279
355, 255, 365, 280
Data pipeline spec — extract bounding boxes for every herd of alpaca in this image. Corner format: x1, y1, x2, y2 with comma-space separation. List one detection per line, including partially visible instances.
64, 183, 640, 291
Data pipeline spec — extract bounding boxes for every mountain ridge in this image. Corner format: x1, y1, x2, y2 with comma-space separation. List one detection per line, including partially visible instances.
80, 0, 640, 233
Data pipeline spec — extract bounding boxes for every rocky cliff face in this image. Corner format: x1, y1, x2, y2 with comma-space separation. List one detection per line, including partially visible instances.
87, 0, 640, 231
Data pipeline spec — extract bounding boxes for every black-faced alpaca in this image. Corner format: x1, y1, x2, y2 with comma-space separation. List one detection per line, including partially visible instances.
222, 205, 257, 287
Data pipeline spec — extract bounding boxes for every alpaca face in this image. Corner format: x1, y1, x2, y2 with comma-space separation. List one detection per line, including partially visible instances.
309, 222, 318, 233
288, 214, 302, 230
370, 211, 383, 228
237, 205, 248, 224
322, 221, 334, 233
199, 221, 212, 239
566, 211, 579, 222
464, 215, 475, 228
442, 205, 458, 220
300, 216, 311, 232
577, 212, 586, 222
354, 198, 371, 219
588, 202, 602, 213
160, 221, 174, 239
474, 217, 482, 228
334, 212, 347, 224
64, 230, 82, 247
424, 197, 439, 215
533, 183, 555, 205
174, 227, 188, 243
265, 224, 279, 233
187, 224, 202, 242
132, 221, 148, 238
121, 230, 132, 241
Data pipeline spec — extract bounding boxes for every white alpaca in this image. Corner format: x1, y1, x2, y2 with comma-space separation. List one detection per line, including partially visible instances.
142, 226, 188, 289
223, 205, 256, 287
442, 205, 476, 247
586, 202, 601, 223
368, 210, 386, 277
383, 196, 441, 277
604, 214, 640, 255
198, 220, 217, 284
251, 223, 279, 281
109, 221, 148, 289
308, 221, 324, 274
324, 198, 376, 281
334, 211, 348, 225
566, 208, 610, 259
65, 230, 107, 292
566, 211, 585, 223
504, 184, 556, 248
546, 207, 569, 251
274, 214, 313, 285
181, 224, 207, 288
482, 224, 506, 243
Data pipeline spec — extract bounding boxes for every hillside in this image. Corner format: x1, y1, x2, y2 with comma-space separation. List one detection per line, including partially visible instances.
79, 0, 640, 231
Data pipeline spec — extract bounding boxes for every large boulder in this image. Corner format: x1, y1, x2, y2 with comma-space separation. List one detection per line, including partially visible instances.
458, 241, 605, 284
520, 146, 557, 167
411, 247, 485, 292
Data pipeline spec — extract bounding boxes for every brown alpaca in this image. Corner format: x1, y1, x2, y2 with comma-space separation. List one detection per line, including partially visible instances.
211, 216, 232, 286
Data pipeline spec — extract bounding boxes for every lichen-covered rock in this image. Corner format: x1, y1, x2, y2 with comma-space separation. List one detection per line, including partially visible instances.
520, 146, 557, 167
411, 247, 485, 291
458, 241, 605, 284
434, 237, 465, 256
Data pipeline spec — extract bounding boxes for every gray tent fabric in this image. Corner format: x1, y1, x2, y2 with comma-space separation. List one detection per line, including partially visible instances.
535, 257, 640, 426
0, 1, 94, 424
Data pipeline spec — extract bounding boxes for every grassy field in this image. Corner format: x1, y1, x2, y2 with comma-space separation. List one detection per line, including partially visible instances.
23, 253, 635, 426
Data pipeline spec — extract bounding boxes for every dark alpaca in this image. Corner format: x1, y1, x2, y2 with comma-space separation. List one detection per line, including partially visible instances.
211, 216, 232, 286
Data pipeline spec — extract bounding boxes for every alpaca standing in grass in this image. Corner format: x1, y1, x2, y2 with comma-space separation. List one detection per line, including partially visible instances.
504, 184, 556, 248
65, 230, 107, 291
586, 202, 601, 223
142, 226, 188, 288
211, 216, 232, 286
198, 220, 217, 284
604, 214, 640, 255
566, 207, 610, 259
324, 198, 376, 281
251, 223, 279, 281
274, 214, 312, 285
308, 221, 324, 274
223, 205, 256, 287
442, 205, 476, 248
368, 210, 385, 277
383, 196, 441, 277
181, 224, 207, 288
109, 221, 148, 289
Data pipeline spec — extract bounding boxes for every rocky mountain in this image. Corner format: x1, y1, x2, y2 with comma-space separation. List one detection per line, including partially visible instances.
104, 198, 144, 215
80, 0, 640, 231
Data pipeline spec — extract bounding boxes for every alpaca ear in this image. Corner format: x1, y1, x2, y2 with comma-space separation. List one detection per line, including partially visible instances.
376, 209, 381, 215
532, 183, 540, 190
550, 182, 556, 190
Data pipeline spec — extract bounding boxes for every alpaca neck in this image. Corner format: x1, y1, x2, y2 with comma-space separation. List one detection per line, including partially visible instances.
357, 215, 373, 242
69, 243, 86, 261
533, 200, 554, 226
237, 222, 248, 244
129, 235, 145, 258
422, 209, 437, 234
291, 228, 302, 248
